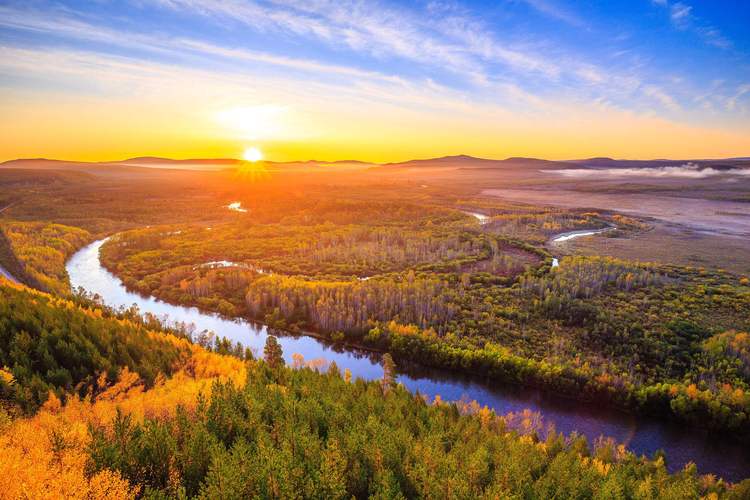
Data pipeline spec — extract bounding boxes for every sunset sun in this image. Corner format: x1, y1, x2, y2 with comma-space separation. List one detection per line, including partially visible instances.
243, 146, 263, 162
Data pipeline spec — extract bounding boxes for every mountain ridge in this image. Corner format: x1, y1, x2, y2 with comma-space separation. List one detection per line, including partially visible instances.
3, 154, 749, 170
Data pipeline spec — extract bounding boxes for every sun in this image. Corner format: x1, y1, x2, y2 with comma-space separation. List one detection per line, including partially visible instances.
243, 146, 263, 162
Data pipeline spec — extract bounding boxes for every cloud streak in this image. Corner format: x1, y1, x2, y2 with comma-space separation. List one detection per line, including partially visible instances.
521, 0, 586, 27
0, 2, 666, 115
654, 0, 732, 49
146, 0, 577, 81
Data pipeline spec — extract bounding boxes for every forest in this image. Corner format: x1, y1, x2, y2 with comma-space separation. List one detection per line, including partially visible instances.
3, 0, 750, 491
96, 196, 750, 436
1, 277, 749, 498
1, 164, 749, 494
0, 220, 90, 294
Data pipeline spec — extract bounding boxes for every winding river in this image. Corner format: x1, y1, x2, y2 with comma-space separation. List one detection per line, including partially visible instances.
66, 237, 750, 481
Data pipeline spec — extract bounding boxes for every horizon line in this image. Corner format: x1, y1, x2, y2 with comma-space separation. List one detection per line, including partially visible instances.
3, 153, 750, 167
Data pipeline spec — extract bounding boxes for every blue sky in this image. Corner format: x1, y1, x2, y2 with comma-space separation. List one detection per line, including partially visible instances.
0, 0, 748, 161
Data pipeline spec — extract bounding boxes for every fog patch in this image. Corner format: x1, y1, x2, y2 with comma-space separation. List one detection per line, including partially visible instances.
545, 163, 750, 179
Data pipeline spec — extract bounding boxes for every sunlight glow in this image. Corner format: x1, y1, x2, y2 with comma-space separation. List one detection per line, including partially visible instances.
227, 201, 248, 212
216, 105, 288, 141
243, 146, 263, 162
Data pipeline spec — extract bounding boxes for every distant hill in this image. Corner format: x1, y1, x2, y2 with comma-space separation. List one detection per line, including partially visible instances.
3, 155, 748, 173
0, 158, 92, 168
381, 155, 572, 170
118, 156, 243, 167
0, 158, 151, 176
0, 157, 379, 173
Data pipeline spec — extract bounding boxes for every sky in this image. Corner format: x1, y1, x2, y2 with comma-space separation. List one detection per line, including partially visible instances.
0, 0, 749, 162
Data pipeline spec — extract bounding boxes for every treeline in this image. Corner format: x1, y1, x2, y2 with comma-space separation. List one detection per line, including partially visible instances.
96, 204, 750, 438
4, 324, 747, 497
360, 321, 750, 435
299, 226, 488, 275
0, 240, 749, 492
520, 256, 666, 300
245, 273, 460, 335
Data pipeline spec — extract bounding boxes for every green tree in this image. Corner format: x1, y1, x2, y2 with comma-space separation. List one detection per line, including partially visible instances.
318, 439, 348, 499
381, 353, 396, 393
263, 335, 284, 370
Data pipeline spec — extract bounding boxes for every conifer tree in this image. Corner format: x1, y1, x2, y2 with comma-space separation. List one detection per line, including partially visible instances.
382, 353, 396, 393
263, 335, 284, 370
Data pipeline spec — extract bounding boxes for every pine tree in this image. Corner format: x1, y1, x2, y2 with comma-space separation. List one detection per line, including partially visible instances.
318, 439, 347, 499
381, 353, 396, 393
263, 335, 284, 370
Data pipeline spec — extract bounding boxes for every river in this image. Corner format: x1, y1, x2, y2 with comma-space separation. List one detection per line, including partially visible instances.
66, 238, 750, 481
551, 227, 615, 243
0, 264, 19, 284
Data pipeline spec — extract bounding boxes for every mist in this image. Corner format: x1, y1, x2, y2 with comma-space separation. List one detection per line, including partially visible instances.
545, 163, 750, 179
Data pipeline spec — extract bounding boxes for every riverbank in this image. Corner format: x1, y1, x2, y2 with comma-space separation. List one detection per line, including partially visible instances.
92, 227, 750, 436
66, 236, 750, 481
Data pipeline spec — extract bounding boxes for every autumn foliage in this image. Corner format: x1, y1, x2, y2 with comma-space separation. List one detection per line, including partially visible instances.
0, 279, 748, 497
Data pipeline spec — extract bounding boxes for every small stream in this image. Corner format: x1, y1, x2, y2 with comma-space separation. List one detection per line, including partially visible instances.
551, 227, 616, 243
463, 210, 490, 224
548, 226, 615, 267
66, 237, 750, 481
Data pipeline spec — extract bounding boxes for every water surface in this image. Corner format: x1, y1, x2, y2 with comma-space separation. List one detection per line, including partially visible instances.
463, 210, 490, 224
552, 227, 615, 243
0, 264, 18, 283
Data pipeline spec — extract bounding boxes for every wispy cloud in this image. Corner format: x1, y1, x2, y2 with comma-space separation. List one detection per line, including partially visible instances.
0, 5, 408, 86
654, 0, 732, 49
669, 2, 693, 28
0, 1, 647, 102
727, 84, 750, 112
642, 84, 680, 111
146, 0, 573, 81
521, 0, 585, 27
140, 0, 698, 115
696, 26, 732, 49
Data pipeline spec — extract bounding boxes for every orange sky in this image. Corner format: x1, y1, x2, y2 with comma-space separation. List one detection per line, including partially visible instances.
2, 85, 749, 163
1, 0, 749, 163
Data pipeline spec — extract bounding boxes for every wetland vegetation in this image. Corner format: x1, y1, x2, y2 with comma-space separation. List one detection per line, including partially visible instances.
1, 155, 749, 495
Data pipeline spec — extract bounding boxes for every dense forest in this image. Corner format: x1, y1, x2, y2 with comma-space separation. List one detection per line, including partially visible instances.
1, 278, 749, 498
0, 280, 193, 413
1, 165, 749, 494
99, 200, 750, 436
0, 220, 91, 294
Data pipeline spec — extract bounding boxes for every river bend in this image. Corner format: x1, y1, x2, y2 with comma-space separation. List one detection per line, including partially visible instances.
66, 238, 750, 481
